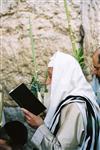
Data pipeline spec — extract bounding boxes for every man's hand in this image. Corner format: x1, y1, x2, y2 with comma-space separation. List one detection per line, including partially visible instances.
21, 108, 44, 127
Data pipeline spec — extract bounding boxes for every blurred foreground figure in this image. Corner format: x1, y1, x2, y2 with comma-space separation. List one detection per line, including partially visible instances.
22, 51, 100, 150
0, 121, 28, 150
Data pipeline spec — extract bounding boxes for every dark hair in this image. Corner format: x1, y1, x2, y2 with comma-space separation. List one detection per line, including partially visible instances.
4, 121, 28, 146
0, 121, 28, 147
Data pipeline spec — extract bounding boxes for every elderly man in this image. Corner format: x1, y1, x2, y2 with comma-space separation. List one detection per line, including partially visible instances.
91, 49, 100, 106
22, 51, 100, 150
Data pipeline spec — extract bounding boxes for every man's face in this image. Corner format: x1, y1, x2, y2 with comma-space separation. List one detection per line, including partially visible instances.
92, 54, 100, 78
43, 67, 53, 108
45, 67, 53, 85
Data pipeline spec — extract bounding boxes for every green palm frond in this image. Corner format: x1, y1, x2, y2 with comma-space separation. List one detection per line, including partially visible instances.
64, 0, 85, 70
29, 18, 38, 81
29, 18, 47, 99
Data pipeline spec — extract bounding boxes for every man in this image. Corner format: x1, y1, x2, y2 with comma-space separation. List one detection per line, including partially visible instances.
22, 51, 100, 150
91, 49, 100, 106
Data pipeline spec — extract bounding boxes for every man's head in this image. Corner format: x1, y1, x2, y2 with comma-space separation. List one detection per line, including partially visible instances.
45, 51, 96, 127
92, 48, 100, 78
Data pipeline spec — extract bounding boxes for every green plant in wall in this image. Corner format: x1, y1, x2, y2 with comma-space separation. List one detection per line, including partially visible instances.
29, 18, 47, 102
73, 47, 85, 69
64, 0, 76, 51
64, 0, 85, 70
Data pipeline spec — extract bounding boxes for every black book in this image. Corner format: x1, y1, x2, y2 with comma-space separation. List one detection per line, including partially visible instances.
9, 83, 46, 115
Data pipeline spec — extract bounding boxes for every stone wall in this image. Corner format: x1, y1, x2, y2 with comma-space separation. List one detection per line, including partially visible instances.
1, 0, 100, 105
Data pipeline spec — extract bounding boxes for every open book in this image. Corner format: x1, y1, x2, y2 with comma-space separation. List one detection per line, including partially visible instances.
9, 83, 46, 115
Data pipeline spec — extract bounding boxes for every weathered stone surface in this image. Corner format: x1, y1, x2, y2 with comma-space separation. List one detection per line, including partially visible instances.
1, 0, 100, 105
81, 0, 100, 53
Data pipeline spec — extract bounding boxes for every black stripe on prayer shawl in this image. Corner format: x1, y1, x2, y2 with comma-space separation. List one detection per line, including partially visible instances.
74, 96, 99, 150
50, 97, 82, 132
50, 95, 99, 150
49, 96, 75, 130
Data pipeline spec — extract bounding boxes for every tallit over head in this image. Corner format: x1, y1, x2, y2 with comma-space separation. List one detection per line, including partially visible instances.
44, 51, 97, 127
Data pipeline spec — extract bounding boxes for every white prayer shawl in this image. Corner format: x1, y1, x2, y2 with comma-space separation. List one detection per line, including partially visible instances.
44, 51, 98, 128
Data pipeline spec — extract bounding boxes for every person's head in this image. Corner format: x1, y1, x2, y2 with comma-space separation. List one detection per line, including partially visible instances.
0, 121, 28, 147
92, 48, 100, 78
